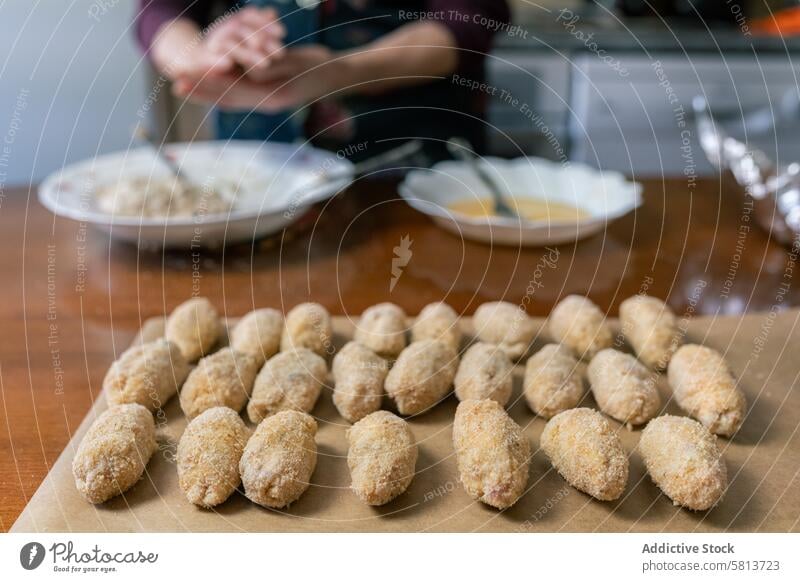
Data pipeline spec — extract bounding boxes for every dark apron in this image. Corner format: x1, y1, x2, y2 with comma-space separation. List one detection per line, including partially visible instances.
215, 0, 319, 142
216, 0, 485, 163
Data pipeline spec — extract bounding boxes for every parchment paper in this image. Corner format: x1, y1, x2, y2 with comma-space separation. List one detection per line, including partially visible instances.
11, 311, 800, 532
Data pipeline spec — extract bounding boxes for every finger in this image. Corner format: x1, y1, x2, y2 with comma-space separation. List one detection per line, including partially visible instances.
171, 78, 192, 97
175, 78, 234, 107
236, 22, 286, 58
242, 28, 285, 54
206, 36, 233, 55
194, 78, 268, 110
211, 36, 261, 69
247, 59, 299, 83
236, 7, 286, 54
229, 43, 274, 71
239, 7, 286, 38
200, 51, 235, 74
265, 40, 285, 59
178, 52, 234, 79
243, 64, 281, 83
210, 15, 284, 63
205, 19, 241, 53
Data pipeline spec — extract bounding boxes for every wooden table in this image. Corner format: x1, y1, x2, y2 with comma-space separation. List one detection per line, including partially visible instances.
1, 177, 797, 530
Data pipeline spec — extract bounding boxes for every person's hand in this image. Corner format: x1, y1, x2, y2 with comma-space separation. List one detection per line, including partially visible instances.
165, 44, 234, 80
205, 6, 286, 82
149, 18, 235, 81
173, 45, 350, 113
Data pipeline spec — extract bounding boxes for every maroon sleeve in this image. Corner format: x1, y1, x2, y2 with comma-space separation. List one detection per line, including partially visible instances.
427, 0, 511, 72
134, 0, 213, 53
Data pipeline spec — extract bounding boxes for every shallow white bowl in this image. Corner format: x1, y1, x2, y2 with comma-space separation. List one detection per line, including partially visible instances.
38, 141, 354, 248
398, 157, 642, 246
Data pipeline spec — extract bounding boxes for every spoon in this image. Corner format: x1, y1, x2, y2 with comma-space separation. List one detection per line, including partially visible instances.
287, 139, 425, 207
133, 124, 191, 184
446, 137, 519, 219
350, 138, 424, 177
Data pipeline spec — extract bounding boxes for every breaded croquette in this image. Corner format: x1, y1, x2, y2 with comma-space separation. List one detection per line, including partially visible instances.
230, 308, 283, 366
280, 302, 333, 358
354, 302, 407, 359
247, 348, 327, 423
332, 341, 388, 423
72, 404, 157, 504
452, 399, 530, 509
588, 349, 661, 427
411, 302, 461, 352
384, 340, 458, 415
620, 295, 681, 370
179, 348, 260, 419
540, 408, 628, 501
454, 342, 513, 405
347, 411, 417, 505
177, 406, 249, 507
548, 295, 613, 360
239, 410, 318, 508
104, 339, 189, 412
165, 297, 221, 362
668, 344, 746, 437
640, 415, 727, 510
473, 301, 536, 360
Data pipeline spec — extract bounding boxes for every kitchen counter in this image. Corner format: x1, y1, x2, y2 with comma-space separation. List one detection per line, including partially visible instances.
496, 14, 800, 53
487, 14, 800, 174
1, 177, 797, 529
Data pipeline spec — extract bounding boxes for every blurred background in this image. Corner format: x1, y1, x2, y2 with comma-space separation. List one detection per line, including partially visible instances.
1, 0, 798, 184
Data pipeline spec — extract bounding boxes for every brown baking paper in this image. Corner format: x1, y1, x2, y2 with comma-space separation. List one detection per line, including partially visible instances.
11, 311, 800, 532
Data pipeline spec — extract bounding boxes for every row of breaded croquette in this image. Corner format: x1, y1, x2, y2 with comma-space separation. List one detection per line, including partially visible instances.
71, 398, 725, 513
103, 296, 746, 439
73, 294, 745, 514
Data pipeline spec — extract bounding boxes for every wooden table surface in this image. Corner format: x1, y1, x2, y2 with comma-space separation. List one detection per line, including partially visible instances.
1, 177, 797, 530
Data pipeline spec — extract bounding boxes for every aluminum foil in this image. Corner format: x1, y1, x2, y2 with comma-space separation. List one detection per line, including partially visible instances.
693, 96, 800, 247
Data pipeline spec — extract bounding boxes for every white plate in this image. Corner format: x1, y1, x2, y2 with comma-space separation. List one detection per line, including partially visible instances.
38, 141, 354, 248
398, 157, 642, 246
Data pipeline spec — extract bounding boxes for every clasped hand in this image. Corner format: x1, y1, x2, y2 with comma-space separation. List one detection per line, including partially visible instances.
171, 6, 344, 112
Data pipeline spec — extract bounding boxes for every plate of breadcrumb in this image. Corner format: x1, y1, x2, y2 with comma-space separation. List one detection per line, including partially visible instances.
38, 140, 354, 248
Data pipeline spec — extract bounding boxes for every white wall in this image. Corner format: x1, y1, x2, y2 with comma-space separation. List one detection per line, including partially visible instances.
0, 1, 149, 185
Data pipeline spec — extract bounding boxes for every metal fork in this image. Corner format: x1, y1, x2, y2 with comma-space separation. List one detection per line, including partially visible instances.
446, 137, 519, 219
